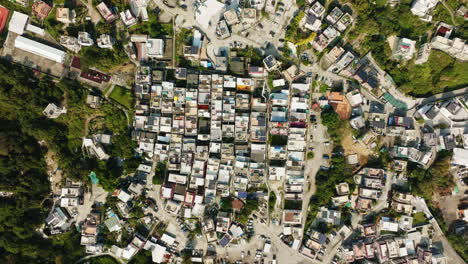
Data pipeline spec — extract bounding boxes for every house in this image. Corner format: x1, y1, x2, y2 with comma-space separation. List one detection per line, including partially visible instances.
78, 32, 94, 46
326, 7, 343, 24
282, 210, 302, 225
97, 2, 117, 23
304, 12, 321, 31
216, 20, 230, 39
147, 38, 164, 58
335, 13, 353, 31
336, 182, 350, 195
263, 55, 280, 71
318, 207, 341, 226
283, 65, 305, 82
223, 9, 239, 25
32, 0, 52, 20
248, 66, 268, 78
452, 148, 468, 167
43, 103, 67, 118
129, 0, 149, 21
241, 8, 257, 23
61, 36, 81, 53
310, 1, 326, 17
86, 94, 101, 109
56, 8, 75, 24
120, 10, 137, 27
410, 0, 439, 21
46, 207, 69, 230
393, 37, 416, 61
8, 11, 28, 35
97, 34, 113, 49
380, 217, 399, 232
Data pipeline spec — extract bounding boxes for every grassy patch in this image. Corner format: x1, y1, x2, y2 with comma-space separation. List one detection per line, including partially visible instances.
319, 82, 329, 93
128, 13, 173, 38
412, 212, 428, 226
109, 86, 134, 110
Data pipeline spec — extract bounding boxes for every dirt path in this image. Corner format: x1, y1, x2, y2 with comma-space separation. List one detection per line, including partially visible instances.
440, 0, 458, 26
83, 113, 104, 136
80, 0, 102, 24
45, 149, 64, 195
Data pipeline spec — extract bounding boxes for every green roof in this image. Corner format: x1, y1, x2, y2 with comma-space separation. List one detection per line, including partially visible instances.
89, 171, 99, 184
383, 93, 407, 110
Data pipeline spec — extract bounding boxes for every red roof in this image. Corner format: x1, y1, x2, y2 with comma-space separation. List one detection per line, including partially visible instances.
231, 199, 244, 210
0, 6, 9, 33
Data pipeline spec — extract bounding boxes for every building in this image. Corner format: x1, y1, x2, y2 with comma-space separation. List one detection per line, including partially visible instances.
223, 9, 239, 25
431, 23, 468, 61
147, 38, 164, 58
304, 12, 322, 31
96, 2, 117, 23
410, 0, 439, 21
78, 32, 94, 46
8, 11, 28, 35
120, 10, 137, 27
32, 0, 52, 20
129, 0, 149, 21
15, 36, 66, 63
60, 36, 81, 53
97, 34, 113, 49
43, 103, 67, 118
452, 148, 468, 166
263, 55, 280, 71
216, 20, 230, 39
9, 0, 29, 7
241, 8, 257, 23
392, 37, 416, 61
415, 42, 431, 64
56, 8, 75, 24
310, 1, 326, 17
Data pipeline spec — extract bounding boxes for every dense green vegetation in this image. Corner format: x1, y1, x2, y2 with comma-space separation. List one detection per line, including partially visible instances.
0, 60, 134, 192
268, 192, 277, 215
88, 255, 120, 264
343, 0, 468, 96
407, 150, 454, 200
284, 11, 305, 43
305, 153, 353, 231
152, 161, 167, 185
237, 198, 260, 224
0, 121, 85, 262
321, 108, 341, 140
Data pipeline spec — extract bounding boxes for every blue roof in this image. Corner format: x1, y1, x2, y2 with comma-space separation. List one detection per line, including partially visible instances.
238, 192, 248, 199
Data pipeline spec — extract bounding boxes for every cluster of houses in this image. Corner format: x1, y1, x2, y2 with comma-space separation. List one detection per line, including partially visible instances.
131, 66, 271, 206
417, 95, 468, 168
300, 2, 353, 52
218, 7, 259, 39
45, 180, 84, 234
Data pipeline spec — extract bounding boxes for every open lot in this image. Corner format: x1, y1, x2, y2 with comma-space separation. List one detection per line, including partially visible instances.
1, 33, 68, 77
109, 86, 133, 110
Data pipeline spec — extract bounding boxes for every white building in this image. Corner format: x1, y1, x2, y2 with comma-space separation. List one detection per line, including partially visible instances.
147, 38, 164, 58
97, 34, 113, 49
15, 36, 66, 63
129, 0, 149, 21
78, 32, 94, 46
8, 11, 29, 35
410, 0, 439, 21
